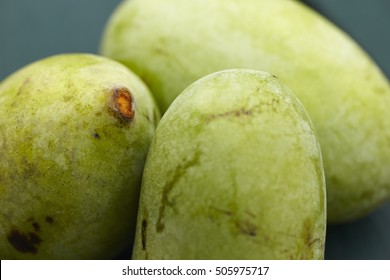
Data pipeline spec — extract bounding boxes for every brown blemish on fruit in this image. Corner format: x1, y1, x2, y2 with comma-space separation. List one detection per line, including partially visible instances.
156, 151, 201, 233
153, 47, 169, 56
108, 88, 135, 123
302, 218, 313, 247
235, 219, 257, 236
245, 211, 256, 218
45, 216, 54, 224
141, 219, 147, 250
210, 207, 258, 237
301, 218, 322, 258
206, 108, 252, 122
16, 77, 31, 96
93, 132, 100, 139
374, 86, 386, 95
21, 158, 39, 181
7, 229, 42, 254
214, 207, 233, 216
62, 95, 73, 102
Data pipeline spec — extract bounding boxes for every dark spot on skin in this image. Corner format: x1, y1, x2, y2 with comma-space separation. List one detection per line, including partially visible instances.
93, 132, 100, 139
108, 87, 135, 123
7, 229, 42, 254
141, 219, 147, 250
45, 216, 54, 224
32, 222, 40, 232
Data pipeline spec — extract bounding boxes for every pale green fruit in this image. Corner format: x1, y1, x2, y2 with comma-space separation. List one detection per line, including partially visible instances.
100, 0, 390, 223
132, 69, 326, 260
0, 54, 160, 259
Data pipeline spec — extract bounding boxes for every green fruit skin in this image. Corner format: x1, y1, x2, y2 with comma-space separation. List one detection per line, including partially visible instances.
132, 70, 326, 260
100, 0, 390, 223
0, 54, 160, 259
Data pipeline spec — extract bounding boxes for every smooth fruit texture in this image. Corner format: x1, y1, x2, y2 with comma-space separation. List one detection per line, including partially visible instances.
0, 54, 160, 259
100, 0, 390, 223
132, 70, 326, 259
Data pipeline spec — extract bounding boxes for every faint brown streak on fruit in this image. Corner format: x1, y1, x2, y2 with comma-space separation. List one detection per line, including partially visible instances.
235, 219, 257, 236
141, 219, 147, 250
154, 47, 169, 56
211, 207, 233, 216
16, 77, 31, 96
7, 229, 42, 254
108, 87, 135, 122
206, 108, 252, 122
153, 109, 159, 126
156, 151, 201, 232
302, 217, 322, 253
245, 211, 256, 218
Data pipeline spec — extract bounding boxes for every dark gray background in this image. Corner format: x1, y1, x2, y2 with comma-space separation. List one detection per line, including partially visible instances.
0, 0, 389, 259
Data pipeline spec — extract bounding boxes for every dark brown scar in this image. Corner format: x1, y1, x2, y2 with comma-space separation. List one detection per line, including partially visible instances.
109, 88, 135, 122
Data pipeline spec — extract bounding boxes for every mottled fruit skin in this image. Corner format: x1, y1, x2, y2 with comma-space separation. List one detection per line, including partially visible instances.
101, 0, 390, 223
132, 70, 326, 260
0, 54, 160, 259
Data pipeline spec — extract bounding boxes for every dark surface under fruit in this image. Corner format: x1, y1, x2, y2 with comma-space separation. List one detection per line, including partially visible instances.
1, 0, 389, 259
